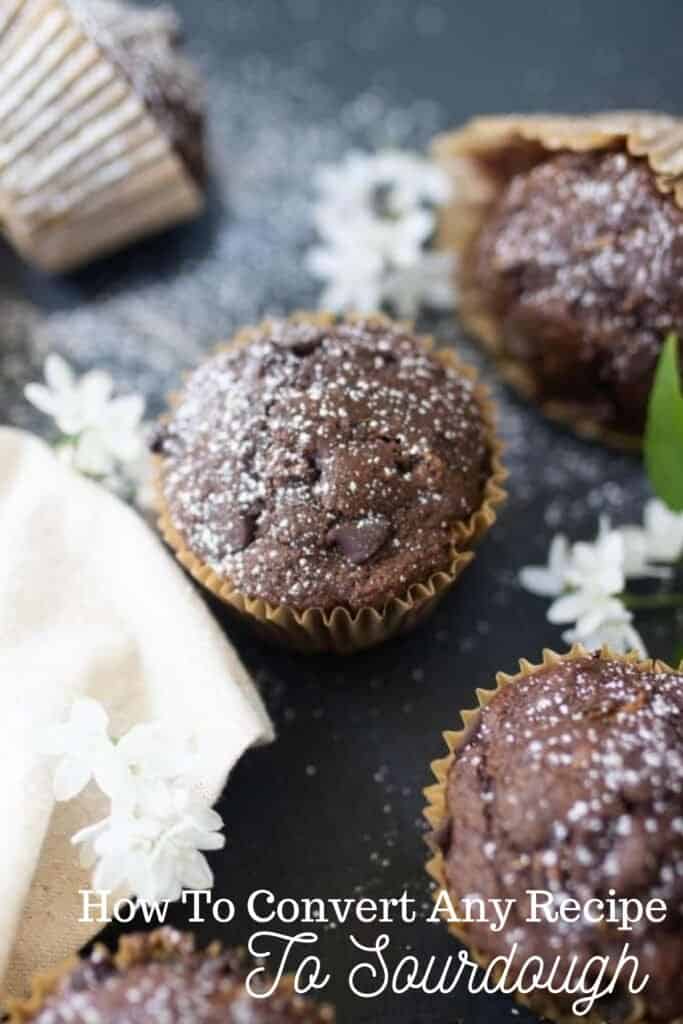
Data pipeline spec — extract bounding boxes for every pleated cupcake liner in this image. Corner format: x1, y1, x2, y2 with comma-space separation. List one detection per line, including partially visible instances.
423, 643, 683, 1024
433, 111, 683, 450
156, 312, 507, 655
4, 928, 335, 1022
0, 0, 203, 272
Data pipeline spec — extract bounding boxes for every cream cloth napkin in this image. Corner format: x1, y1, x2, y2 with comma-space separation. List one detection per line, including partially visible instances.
0, 427, 273, 998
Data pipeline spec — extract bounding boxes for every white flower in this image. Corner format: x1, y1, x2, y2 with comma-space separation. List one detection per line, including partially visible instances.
519, 535, 572, 597
371, 151, 451, 212
549, 591, 626, 637
71, 394, 144, 478
563, 520, 625, 596
72, 795, 225, 903
380, 250, 456, 318
618, 525, 671, 580
547, 526, 625, 636
306, 241, 384, 313
42, 699, 126, 802
522, 521, 629, 638
113, 723, 199, 817
25, 355, 146, 482
308, 148, 453, 316
47, 699, 224, 905
25, 354, 114, 437
563, 606, 647, 657
313, 150, 450, 228
642, 498, 683, 563
315, 202, 433, 267
615, 500, 683, 577
519, 506, 680, 658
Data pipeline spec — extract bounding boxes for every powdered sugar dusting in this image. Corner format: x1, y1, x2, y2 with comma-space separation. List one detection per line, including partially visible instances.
160, 316, 487, 609
445, 656, 683, 998
31, 929, 327, 1023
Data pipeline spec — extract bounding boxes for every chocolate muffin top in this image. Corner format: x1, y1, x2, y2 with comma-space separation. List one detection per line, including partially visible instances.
439, 654, 683, 1021
68, 0, 206, 182
473, 149, 683, 434
157, 316, 490, 611
16, 930, 331, 1023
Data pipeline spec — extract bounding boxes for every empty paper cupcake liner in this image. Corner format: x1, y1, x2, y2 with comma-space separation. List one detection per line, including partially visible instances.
4, 928, 335, 1022
0, 0, 203, 272
433, 111, 683, 450
156, 312, 507, 655
423, 644, 683, 1024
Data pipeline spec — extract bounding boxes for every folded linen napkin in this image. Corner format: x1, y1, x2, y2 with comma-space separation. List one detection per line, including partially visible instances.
0, 427, 273, 997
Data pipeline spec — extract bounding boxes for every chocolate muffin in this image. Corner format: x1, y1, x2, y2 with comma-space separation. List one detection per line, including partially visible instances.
473, 150, 683, 435
433, 112, 683, 445
7, 929, 333, 1023
426, 649, 683, 1022
69, 0, 206, 183
0, 0, 205, 272
156, 314, 505, 653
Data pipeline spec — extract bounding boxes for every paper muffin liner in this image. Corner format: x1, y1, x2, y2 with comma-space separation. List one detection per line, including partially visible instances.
432, 111, 683, 450
4, 928, 335, 1022
424, 643, 683, 1024
155, 312, 507, 655
0, 0, 203, 272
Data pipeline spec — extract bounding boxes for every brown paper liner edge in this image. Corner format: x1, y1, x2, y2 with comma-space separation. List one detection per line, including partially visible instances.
4, 928, 335, 1022
432, 111, 683, 451
423, 643, 683, 1024
154, 312, 508, 654
0, 0, 204, 273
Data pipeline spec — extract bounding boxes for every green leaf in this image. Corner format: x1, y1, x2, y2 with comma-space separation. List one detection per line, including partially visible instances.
645, 333, 683, 512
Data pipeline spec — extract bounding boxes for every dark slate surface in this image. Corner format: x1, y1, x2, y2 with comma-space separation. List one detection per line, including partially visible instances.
2, 1, 683, 1020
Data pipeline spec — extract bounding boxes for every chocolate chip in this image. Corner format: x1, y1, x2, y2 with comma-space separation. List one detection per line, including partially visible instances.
225, 513, 256, 552
270, 324, 325, 355
69, 957, 115, 991
148, 424, 168, 454
326, 518, 390, 564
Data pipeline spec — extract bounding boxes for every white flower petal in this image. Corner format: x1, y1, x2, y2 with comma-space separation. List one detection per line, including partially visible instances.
191, 807, 225, 834
564, 611, 647, 657
53, 756, 91, 801
24, 383, 58, 418
71, 698, 110, 735
519, 535, 571, 598
547, 591, 590, 625
93, 750, 131, 803
574, 597, 625, 638
644, 499, 683, 562
80, 370, 114, 418
549, 535, 571, 574
129, 852, 165, 903
44, 354, 75, 394
180, 850, 214, 891
72, 818, 110, 848
40, 722, 73, 756
519, 567, 563, 598
93, 852, 127, 893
